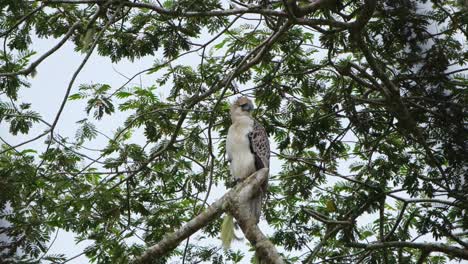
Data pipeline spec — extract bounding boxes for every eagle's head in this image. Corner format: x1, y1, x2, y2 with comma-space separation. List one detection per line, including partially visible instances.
230, 96, 254, 120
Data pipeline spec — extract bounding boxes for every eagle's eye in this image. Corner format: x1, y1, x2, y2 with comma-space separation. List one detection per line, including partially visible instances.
241, 103, 253, 112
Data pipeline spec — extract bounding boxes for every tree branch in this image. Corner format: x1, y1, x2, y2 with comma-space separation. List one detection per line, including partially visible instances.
0, 3, 45, 38
230, 169, 284, 264
0, 22, 81, 77
348, 241, 468, 260
297, 0, 336, 17
43, 0, 288, 17
34, 3, 110, 173
350, 0, 377, 32
384, 202, 407, 240
133, 169, 279, 264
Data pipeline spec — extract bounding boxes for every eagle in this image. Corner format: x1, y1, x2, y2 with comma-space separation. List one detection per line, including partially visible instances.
221, 96, 270, 249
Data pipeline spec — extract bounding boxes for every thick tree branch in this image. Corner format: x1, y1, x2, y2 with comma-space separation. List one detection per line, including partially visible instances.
230, 169, 284, 264
43, 0, 356, 32
295, 17, 350, 30
297, 0, 337, 17
235, 218, 284, 264
350, 0, 377, 32
133, 169, 279, 264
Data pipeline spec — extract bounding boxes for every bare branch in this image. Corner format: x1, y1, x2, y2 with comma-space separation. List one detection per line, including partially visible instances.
0, 130, 49, 155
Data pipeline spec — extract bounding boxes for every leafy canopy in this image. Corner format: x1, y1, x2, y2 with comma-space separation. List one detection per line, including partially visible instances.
0, 0, 467, 263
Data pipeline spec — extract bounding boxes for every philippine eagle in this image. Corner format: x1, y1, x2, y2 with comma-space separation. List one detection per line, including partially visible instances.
221, 96, 270, 248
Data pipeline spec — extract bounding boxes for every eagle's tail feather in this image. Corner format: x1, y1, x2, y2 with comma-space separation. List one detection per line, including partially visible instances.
221, 214, 235, 249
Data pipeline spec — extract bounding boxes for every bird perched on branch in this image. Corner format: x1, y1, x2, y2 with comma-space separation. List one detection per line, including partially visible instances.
221, 96, 270, 249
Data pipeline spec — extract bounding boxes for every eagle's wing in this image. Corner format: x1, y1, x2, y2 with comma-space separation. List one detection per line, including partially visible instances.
248, 120, 269, 223
248, 120, 270, 170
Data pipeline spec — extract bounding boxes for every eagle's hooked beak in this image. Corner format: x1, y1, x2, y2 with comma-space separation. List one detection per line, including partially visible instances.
241, 102, 254, 112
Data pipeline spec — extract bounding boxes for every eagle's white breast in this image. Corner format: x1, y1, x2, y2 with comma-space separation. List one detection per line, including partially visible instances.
226, 116, 256, 181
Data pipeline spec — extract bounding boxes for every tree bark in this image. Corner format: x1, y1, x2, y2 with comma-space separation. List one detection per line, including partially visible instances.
133, 168, 284, 264
231, 168, 284, 264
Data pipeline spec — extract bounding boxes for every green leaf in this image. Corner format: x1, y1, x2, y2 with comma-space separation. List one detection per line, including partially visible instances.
116, 91, 133, 98
68, 93, 84, 100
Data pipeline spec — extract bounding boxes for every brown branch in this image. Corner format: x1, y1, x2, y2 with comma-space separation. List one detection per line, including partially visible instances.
133, 169, 277, 263
297, 0, 336, 17
236, 20, 291, 73
230, 169, 283, 264
133, 190, 227, 262
295, 17, 350, 30
43, 0, 350, 30
311, 250, 366, 264
386, 195, 461, 208
235, 218, 284, 264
